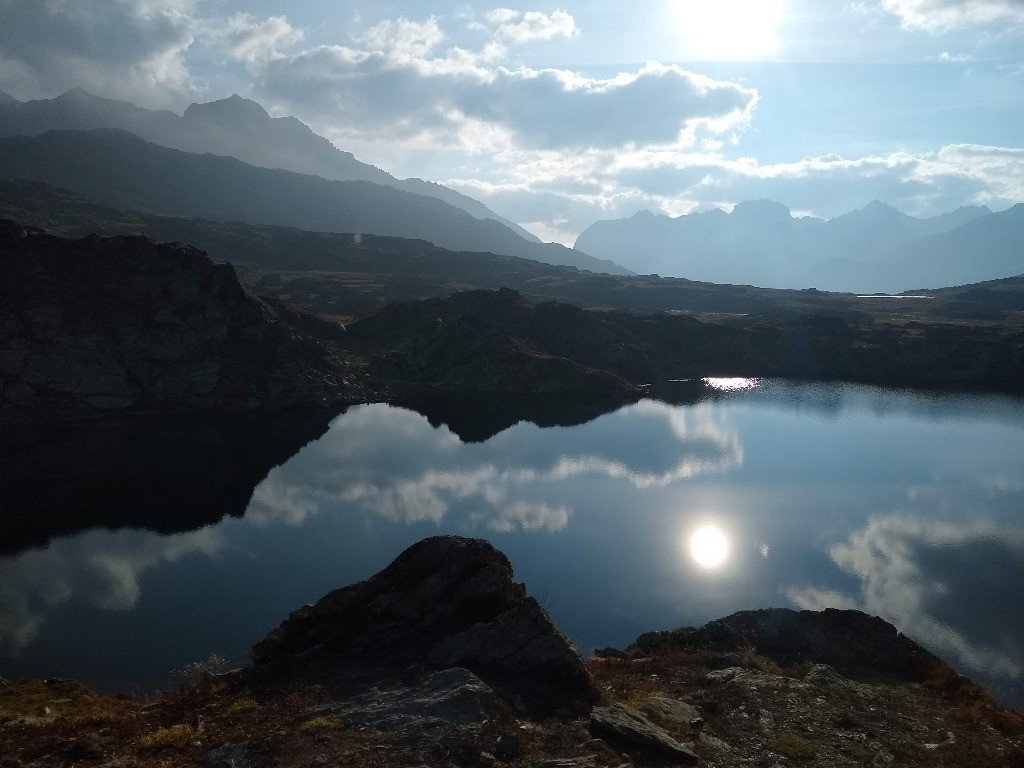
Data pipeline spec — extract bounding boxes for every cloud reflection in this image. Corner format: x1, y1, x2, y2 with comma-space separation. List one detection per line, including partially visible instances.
0, 527, 224, 654
245, 400, 742, 529
787, 516, 1024, 681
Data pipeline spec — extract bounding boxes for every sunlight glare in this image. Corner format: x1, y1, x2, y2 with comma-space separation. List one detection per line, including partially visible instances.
689, 524, 730, 569
702, 377, 760, 392
671, 0, 785, 58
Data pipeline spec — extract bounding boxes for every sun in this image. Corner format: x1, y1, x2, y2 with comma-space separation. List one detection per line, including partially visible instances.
671, 0, 786, 58
689, 524, 730, 569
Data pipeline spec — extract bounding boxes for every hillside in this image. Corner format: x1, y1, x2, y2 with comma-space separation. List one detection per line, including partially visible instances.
0, 129, 626, 274
0, 179, 861, 319
0, 88, 539, 242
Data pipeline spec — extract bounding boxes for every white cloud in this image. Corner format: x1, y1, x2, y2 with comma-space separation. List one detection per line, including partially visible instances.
250, 14, 756, 153
485, 8, 522, 25
881, 0, 1024, 31
786, 515, 1024, 680
0, 527, 224, 653
219, 13, 303, 64
494, 9, 579, 42
243, 400, 741, 531
487, 501, 570, 532
359, 16, 447, 59
0, 0, 200, 107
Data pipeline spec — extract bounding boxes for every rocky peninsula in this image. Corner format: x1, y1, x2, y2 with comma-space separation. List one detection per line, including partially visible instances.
1, 536, 1022, 767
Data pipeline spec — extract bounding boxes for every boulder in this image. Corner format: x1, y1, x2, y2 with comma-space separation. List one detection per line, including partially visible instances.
632, 608, 955, 685
303, 668, 495, 731
252, 536, 598, 716
638, 697, 703, 735
590, 703, 699, 764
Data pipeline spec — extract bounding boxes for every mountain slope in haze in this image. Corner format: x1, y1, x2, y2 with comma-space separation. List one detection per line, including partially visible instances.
0, 178, 870, 318
870, 203, 1024, 291
0, 88, 539, 242
575, 199, 1005, 292
0, 129, 628, 274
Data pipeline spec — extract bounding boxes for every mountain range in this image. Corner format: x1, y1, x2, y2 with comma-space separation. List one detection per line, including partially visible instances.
0, 89, 626, 275
575, 198, 1024, 293
0, 128, 626, 274
0, 88, 539, 241
2, 88, 1021, 293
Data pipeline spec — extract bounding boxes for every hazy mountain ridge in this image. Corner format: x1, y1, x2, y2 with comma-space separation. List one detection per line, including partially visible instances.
574, 198, 1017, 292
0, 88, 540, 242
0, 129, 628, 274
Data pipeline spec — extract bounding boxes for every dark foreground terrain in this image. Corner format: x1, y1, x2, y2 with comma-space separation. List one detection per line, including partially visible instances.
2, 537, 1022, 767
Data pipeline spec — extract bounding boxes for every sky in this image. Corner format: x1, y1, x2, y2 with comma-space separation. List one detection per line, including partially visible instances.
1, 0, 1023, 244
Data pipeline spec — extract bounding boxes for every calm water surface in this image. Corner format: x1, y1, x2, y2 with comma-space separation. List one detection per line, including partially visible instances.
3, 380, 1023, 707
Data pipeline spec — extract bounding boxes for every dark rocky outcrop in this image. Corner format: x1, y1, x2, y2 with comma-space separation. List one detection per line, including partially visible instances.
0, 221, 363, 420
251, 535, 599, 717
346, 288, 648, 397
632, 608, 958, 686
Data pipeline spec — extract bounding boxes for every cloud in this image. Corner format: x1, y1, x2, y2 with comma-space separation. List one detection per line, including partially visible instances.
491, 9, 579, 42
441, 139, 1024, 244
359, 16, 447, 59
244, 400, 741, 532
0, 0, 199, 107
786, 515, 1024, 681
881, 0, 1024, 31
0, 526, 224, 653
487, 501, 570, 533
250, 13, 756, 153
218, 13, 303, 64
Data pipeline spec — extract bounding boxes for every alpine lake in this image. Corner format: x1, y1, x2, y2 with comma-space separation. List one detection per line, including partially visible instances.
3, 379, 1023, 710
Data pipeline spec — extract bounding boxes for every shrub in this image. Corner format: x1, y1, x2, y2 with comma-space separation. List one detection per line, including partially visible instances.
139, 724, 196, 749
225, 697, 258, 716
772, 730, 816, 759
300, 715, 344, 731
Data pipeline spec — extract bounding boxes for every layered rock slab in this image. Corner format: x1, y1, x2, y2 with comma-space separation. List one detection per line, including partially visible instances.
632, 607, 960, 685
251, 536, 598, 716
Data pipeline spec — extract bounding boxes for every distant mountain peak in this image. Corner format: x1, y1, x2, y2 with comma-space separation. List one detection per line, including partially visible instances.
730, 199, 792, 223
0, 89, 17, 106
184, 94, 270, 122
860, 199, 903, 215
58, 87, 98, 101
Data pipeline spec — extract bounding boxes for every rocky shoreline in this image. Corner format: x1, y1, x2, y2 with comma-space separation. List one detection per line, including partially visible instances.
2, 536, 1022, 767
4, 223, 1024, 423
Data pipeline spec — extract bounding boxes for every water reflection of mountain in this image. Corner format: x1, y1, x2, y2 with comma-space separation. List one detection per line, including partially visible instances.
396, 394, 647, 443
0, 410, 341, 554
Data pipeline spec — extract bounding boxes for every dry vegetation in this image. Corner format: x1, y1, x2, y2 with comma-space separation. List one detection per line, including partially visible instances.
3, 646, 1023, 768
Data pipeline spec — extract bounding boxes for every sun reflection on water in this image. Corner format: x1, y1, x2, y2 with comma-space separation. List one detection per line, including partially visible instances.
688, 524, 730, 569
702, 377, 761, 392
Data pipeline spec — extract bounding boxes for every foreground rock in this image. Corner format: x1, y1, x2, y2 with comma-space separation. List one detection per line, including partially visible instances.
252, 535, 598, 716
632, 607, 961, 687
0, 221, 363, 419
3, 538, 1024, 767
590, 703, 699, 763
304, 667, 496, 731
